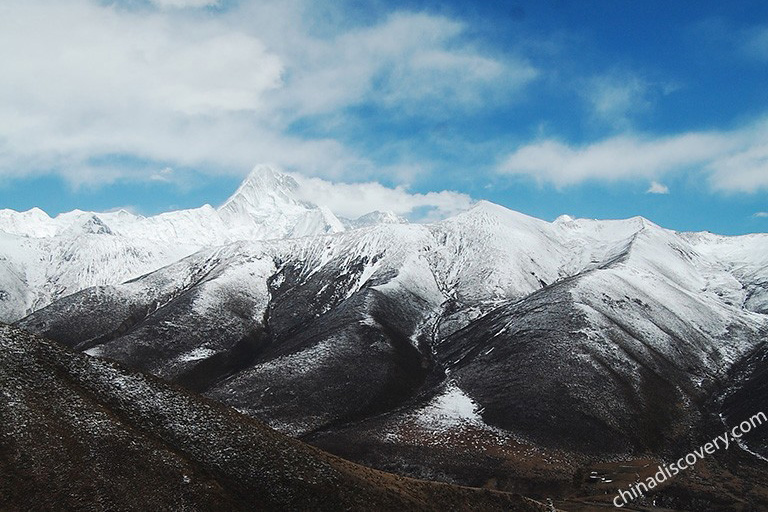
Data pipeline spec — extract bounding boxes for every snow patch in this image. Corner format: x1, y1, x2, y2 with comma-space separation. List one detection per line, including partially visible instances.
178, 347, 217, 363
84, 346, 104, 357
415, 383, 483, 429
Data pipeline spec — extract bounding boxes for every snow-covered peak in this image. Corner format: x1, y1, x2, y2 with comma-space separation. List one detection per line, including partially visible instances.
219, 165, 303, 217
551, 215, 649, 248
455, 200, 548, 229
0, 208, 121, 238
4, 165, 768, 326
60, 214, 114, 237
0, 207, 55, 237
214, 166, 344, 240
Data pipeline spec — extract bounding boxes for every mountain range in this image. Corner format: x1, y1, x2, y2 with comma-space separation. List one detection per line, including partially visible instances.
2, 166, 767, 510
0, 166, 405, 322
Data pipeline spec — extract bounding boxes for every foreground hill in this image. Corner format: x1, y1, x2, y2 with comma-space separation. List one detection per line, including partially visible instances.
0, 323, 549, 512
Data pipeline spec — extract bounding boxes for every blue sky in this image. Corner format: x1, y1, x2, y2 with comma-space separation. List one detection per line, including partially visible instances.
1, 0, 768, 234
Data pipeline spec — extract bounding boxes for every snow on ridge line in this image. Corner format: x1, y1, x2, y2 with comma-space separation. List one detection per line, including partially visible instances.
2, 165, 768, 325
0, 166, 345, 244
3, 165, 766, 247
0, 166, 411, 243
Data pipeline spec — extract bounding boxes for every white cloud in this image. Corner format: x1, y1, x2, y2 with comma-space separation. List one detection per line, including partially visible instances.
582, 73, 651, 127
498, 119, 768, 193
579, 70, 680, 128
149, 167, 175, 182
647, 181, 669, 194
263, 10, 536, 118
498, 133, 725, 185
0, 0, 535, 187
0, 2, 283, 115
754, 212, 768, 218
0, 0, 283, 182
289, 173, 473, 220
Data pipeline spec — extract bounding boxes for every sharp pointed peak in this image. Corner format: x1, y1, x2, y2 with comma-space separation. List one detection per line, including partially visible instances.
60, 213, 114, 236
240, 164, 298, 189
246, 163, 285, 177
219, 165, 302, 213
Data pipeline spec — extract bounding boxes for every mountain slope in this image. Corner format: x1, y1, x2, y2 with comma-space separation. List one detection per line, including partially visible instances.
0, 323, 550, 512
0, 229, 198, 322
684, 231, 768, 314
18, 225, 445, 434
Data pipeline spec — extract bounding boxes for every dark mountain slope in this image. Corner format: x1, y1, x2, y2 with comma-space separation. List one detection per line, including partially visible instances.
17, 231, 446, 437
437, 276, 707, 455
0, 323, 551, 512
719, 340, 768, 460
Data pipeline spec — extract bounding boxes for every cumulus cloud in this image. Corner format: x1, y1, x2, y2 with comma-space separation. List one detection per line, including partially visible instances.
0, 0, 282, 181
647, 181, 670, 194
498, 119, 768, 193
289, 173, 474, 220
4, 3, 283, 116
260, 9, 536, 118
498, 133, 725, 185
0, 0, 534, 187
754, 212, 768, 218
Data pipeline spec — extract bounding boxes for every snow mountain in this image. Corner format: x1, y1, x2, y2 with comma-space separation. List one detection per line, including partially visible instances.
16, 198, 768, 507
0, 166, 401, 322
0, 166, 344, 244
5, 169, 768, 509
